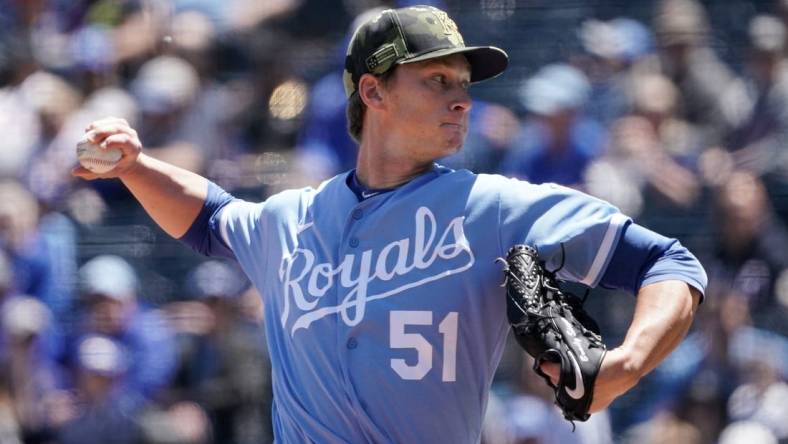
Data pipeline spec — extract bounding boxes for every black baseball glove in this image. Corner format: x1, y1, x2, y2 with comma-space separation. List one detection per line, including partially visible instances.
499, 244, 607, 423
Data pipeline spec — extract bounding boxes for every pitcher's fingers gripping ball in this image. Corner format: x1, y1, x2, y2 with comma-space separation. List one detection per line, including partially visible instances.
76, 134, 122, 174
499, 245, 607, 423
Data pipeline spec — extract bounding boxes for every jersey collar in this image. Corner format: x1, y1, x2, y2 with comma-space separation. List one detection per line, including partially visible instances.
345, 163, 452, 201
345, 170, 396, 201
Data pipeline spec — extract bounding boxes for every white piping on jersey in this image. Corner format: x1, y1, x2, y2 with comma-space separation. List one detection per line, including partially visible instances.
279, 206, 475, 336
218, 201, 242, 247
296, 221, 314, 234
580, 213, 628, 286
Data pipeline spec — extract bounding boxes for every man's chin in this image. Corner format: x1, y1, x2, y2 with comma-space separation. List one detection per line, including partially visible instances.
445, 138, 465, 154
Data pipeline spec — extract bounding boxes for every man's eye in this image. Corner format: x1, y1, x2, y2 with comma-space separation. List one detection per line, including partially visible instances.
432, 75, 446, 84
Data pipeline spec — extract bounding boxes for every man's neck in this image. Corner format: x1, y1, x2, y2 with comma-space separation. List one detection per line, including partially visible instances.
355, 147, 433, 189
356, 116, 435, 189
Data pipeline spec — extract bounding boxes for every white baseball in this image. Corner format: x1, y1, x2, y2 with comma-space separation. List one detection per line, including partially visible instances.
76, 137, 122, 174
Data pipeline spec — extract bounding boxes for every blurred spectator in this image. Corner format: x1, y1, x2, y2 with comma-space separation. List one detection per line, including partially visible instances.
0, 180, 70, 324
75, 255, 177, 402
131, 54, 226, 174
218, 0, 301, 33
721, 15, 788, 182
56, 334, 144, 444
642, 0, 749, 146
618, 411, 702, 444
0, 69, 43, 178
137, 399, 211, 444
502, 63, 605, 187
166, 260, 272, 444
0, 69, 80, 188
576, 17, 654, 126
726, 334, 788, 440
0, 295, 69, 443
20, 70, 82, 143
586, 73, 703, 235
703, 171, 788, 335
718, 420, 778, 444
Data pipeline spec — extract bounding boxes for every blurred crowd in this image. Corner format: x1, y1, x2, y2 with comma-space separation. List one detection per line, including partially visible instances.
0, 0, 786, 443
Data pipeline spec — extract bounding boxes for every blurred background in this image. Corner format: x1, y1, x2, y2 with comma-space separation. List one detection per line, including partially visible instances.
0, 0, 786, 443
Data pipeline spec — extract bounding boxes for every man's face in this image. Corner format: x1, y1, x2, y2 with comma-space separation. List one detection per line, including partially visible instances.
379, 54, 472, 159
88, 295, 132, 335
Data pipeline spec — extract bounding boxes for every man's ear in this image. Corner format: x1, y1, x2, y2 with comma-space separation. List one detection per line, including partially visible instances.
358, 73, 386, 110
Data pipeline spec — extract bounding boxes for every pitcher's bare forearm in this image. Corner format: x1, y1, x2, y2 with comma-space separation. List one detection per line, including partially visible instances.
618, 281, 701, 376
589, 280, 700, 412
120, 153, 208, 238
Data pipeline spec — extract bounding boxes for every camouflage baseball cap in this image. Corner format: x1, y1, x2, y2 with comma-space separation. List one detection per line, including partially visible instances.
343, 5, 508, 98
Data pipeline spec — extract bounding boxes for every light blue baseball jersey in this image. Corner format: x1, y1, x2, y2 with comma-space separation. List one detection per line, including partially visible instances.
208, 164, 636, 443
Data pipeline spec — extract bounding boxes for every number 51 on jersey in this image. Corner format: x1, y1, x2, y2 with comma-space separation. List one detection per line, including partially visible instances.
390, 311, 458, 382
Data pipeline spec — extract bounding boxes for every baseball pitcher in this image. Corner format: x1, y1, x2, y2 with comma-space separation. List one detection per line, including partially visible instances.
74, 5, 706, 443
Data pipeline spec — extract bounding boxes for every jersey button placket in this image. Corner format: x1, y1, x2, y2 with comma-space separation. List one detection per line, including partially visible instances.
336, 204, 373, 421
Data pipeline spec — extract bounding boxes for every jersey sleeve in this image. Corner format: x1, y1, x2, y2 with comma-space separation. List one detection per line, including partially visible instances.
178, 181, 237, 258
600, 222, 708, 297
495, 177, 629, 287
213, 197, 269, 271
178, 181, 268, 264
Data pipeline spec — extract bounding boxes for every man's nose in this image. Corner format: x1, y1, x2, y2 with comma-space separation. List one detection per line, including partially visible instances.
450, 88, 472, 113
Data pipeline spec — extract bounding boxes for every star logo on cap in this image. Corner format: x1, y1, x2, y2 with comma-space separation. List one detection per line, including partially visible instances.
434, 10, 464, 45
